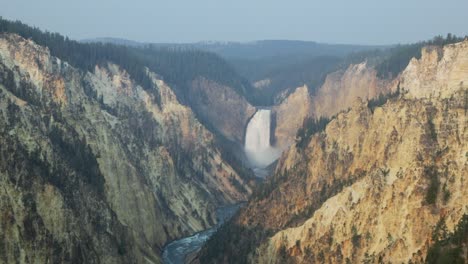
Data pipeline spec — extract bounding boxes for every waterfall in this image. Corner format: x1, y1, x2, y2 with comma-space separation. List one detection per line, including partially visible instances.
244, 109, 281, 169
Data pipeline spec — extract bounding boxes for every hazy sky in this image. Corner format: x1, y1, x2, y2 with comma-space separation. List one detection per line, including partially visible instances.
2, 0, 467, 44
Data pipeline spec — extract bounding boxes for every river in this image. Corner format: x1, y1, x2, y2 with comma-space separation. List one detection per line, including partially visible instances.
162, 204, 242, 264
163, 108, 279, 263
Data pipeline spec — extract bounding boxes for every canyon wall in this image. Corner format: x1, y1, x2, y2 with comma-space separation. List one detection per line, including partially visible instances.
272, 61, 397, 151
200, 41, 468, 264
311, 61, 397, 117
0, 34, 253, 264
189, 77, 256, 143
272, 86, 312, 149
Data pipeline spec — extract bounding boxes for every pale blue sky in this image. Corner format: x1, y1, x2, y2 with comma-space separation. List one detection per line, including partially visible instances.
2, 0, 467, 44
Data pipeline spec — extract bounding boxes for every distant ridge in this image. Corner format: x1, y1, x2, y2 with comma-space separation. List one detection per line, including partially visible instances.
80, 37, 144, 47
81, 37, 385, 59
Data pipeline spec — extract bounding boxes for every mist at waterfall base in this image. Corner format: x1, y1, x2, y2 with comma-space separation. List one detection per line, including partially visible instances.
244, 109, 281, 176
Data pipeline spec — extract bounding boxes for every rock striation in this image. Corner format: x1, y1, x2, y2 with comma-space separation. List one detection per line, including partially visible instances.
200, 41, 468, 264
272, 61, 397, 151
0, 33, 253, 264
272, 86, 312, 149
189, 77, 256, 143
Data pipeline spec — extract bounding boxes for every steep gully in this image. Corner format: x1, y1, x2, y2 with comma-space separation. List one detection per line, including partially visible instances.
163, 109, 278, 263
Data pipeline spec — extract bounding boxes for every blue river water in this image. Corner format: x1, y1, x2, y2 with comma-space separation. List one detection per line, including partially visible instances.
162, 204, 242, 264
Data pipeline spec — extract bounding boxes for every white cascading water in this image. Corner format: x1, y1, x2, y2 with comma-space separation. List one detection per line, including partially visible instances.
244, 109, 281, 170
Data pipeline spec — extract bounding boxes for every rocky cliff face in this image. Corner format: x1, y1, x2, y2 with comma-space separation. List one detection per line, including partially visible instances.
0, 34, 253, 263
200, 41, 468, 264
189, 77, 256, 143
311, 61, 397, 117
272, 86, 312, 149
272, 61, 396, 151
401, 43, 468, 99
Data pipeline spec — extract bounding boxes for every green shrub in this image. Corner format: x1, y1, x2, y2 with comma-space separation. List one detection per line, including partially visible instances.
424, 166, 439, 205
375, 34, 466, 79
296, 116, 331, 149
426, 214, 468, 264
367, 84, 400, 113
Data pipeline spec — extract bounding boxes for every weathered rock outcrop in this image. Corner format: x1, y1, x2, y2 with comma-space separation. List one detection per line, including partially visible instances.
0, 34, 253, 263
200, 41, 468, 264
272, 86, 312, 149
401, 43, 468, 99
258, 93, 467, 263
272, 61, 397, 151
311, 61, 397, 117
189, 77, 256, 143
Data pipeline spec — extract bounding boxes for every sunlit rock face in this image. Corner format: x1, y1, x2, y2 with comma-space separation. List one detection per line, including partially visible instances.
271, 62, 397, 152
0, 33, 253, 263
272, 86, 312, 150
311, 61, 397, 118
244, 109, 281, 169
200, 40, 468, 264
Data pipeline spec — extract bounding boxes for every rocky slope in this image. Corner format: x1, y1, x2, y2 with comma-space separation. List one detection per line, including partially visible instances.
311, 61, 397, 117
271, 60, 397, 151
199, 41, 468, 263
0, 33, 253, 263
189, 77, 256, 143
272, 86, 312, 149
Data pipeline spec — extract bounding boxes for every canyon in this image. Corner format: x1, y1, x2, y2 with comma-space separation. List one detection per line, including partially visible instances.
0, 33, 253, 264
198, 40, 468, 264
0, 17, 467, 264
